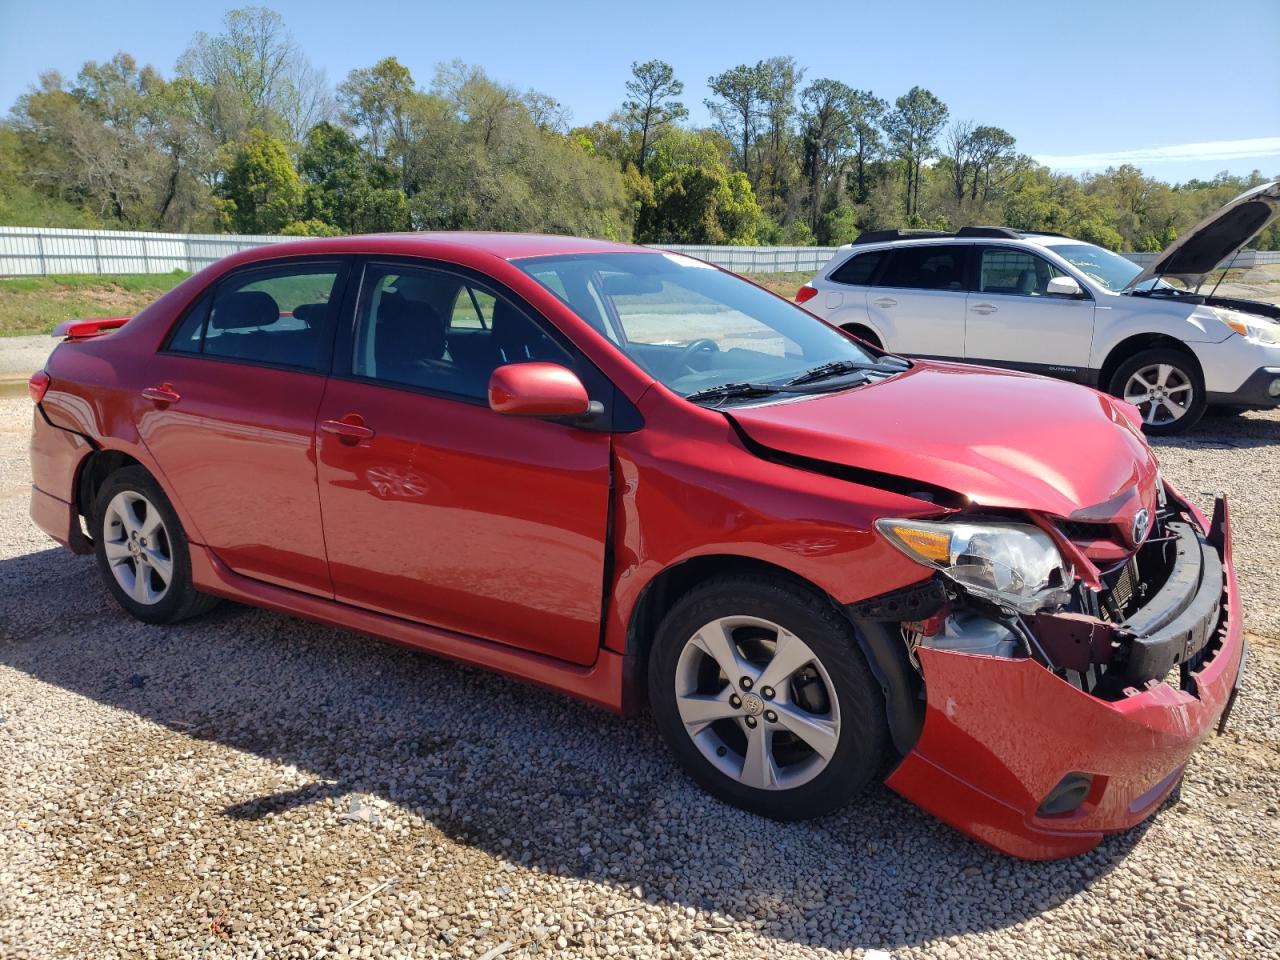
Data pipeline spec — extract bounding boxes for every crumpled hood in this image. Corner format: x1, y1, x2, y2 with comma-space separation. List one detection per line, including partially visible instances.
727, 362, 1160, 520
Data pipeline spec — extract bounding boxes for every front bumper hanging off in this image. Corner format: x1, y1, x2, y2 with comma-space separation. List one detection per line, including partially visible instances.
884, 495, 1245, 860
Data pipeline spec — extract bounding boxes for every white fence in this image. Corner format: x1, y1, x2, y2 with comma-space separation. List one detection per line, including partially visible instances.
1, 225, 1278, 277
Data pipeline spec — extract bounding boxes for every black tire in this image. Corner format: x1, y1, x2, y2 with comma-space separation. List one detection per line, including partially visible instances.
841, 323, 883, 350
648, 573, 889, 821
92, 465, 219, 624
1107, 347, 1206, 436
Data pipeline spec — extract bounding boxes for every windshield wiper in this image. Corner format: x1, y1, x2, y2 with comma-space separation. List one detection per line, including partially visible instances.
685, 382, 786, 403
785, 358, 907, 386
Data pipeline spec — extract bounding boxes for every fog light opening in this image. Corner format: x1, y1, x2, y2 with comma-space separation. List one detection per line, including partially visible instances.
1268, 378, 1280, 398
1037, 772, 1095, 817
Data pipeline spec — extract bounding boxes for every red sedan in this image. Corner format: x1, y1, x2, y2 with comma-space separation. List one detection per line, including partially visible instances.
28, 233, 1245, 859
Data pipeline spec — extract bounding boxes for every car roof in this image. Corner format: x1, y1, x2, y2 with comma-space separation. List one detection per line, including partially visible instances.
836, 233, 1082, 254
229, 231, 646, 265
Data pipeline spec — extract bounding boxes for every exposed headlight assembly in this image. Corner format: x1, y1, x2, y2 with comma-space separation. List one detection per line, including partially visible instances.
875, 518, 1072, 614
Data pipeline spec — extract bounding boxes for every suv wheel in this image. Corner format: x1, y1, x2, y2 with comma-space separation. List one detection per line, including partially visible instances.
1109, 348, 1205, 435
648, 574, 889, 820
92, 466, 219, 624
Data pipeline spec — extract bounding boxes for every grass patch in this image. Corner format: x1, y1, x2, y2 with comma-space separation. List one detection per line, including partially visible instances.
0, 272, 188, 336
740, 272, 813, 301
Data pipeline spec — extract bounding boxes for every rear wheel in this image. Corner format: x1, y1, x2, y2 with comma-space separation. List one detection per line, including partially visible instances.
1108, 348, 1205, 435
648, 574, 889, 821
92, 466, 219, 624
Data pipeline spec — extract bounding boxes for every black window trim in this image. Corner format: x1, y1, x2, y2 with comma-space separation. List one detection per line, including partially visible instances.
331, 255, 642, 432
159, 255, 355, 377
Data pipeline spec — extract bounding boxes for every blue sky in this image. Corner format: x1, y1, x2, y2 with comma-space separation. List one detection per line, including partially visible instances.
2, 0, 1277, 184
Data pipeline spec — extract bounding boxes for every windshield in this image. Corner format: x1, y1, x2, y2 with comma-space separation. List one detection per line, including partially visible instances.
1050, 243, 1144, 293
513, 252, 881, 399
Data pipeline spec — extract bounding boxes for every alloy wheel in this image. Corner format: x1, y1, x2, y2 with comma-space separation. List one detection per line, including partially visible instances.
1123, 363, 1195, 426
674, 615, 841, 791
101, 490, 174, 605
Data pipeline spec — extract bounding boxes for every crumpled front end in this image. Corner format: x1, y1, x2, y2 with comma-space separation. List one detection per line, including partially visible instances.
880, 487, 1244, 859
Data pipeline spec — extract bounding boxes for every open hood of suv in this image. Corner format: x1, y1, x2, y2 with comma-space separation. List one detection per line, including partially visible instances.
1124, 179, 1280, 290
727, 362, 1159, 520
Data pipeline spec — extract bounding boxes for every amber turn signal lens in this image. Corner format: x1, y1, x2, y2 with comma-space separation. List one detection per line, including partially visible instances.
884, 525, 951, 563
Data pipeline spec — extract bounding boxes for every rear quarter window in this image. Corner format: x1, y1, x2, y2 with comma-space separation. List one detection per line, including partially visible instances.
829, 250, 885, 286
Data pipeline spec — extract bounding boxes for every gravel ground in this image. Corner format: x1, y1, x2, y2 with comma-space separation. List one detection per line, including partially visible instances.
1, 394, 1278, 960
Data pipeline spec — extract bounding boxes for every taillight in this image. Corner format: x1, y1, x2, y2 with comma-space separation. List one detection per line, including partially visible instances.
28, 370, 51, 403
795, 285, 818, 304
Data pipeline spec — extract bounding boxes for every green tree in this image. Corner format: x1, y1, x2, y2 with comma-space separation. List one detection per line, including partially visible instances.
297, 121, 409, 233
337, 56, 415, 187
706, 62, 769, 189
620, 60, 687, 176
219, 129, 303, 233
885, 86, 949, 218
636, 128, 762, 244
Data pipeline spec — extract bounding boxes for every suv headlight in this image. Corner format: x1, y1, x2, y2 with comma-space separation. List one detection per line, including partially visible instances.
1221, 313, 1280, 345
875, 518, 1071, 613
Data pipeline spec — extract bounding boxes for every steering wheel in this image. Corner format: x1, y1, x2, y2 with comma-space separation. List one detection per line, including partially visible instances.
677, 338, 720, 372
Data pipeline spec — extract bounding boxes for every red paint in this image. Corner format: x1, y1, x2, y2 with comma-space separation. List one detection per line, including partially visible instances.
52, 315, 131, 339
26, 232, 1244, 859
487, 362, 591, 417
27, 370, 51, 403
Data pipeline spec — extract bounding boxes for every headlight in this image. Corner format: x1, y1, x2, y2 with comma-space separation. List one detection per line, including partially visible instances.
875, 518, 1071, 613
1221, 312, 1280, 345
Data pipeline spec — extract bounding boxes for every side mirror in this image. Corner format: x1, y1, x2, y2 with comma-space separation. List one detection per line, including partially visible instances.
488, 362, 593, 418
1046, 276, 1084, 298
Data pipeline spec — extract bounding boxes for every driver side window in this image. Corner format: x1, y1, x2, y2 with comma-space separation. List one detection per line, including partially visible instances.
979, 248, 1066, 297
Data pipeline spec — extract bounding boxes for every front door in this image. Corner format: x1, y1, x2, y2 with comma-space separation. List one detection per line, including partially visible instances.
964, 246, 1096, 381
865, 244, 968, 358
134, 258, 349, 597
316, 261, 613, 666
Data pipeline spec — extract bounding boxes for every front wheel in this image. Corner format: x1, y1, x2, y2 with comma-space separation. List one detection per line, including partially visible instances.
1108, 348, 1206, 435
92, 466, 219, 624
648, 574, 889, 821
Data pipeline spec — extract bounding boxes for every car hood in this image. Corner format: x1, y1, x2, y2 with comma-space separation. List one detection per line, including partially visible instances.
727, 362, 1159, 520
1125, 179, 1280, 289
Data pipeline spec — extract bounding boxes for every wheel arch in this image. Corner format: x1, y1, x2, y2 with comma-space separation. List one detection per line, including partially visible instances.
622, 553, 922, 754
75, 448, 148, 531
1098, 333, 1203, 395
838, 321, 883, 348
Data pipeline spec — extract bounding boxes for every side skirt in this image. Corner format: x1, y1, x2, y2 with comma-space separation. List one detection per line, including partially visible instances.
189, 546, 628, 713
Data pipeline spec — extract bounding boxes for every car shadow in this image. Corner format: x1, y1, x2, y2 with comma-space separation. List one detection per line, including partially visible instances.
0, 546, 1150, 952
1151, 408, 1279, 452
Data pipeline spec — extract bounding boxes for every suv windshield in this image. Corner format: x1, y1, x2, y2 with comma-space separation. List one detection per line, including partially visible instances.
514, 252, 885, 399
1051, 243, 1143, 292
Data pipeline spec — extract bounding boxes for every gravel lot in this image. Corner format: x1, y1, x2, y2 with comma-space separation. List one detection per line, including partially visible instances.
1, 390, 1278, 959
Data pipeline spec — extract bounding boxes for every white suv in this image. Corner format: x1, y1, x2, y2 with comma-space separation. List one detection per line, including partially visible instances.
796, 180, 1280, 434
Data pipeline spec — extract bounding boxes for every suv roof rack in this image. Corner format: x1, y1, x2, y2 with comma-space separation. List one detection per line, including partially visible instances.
851, 229, 953, 245
851, 225, 1028, 246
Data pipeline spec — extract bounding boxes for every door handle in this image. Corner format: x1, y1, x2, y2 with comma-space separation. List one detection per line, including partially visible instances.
873, 297, 898, 308
970, 303, 998, 315
320, 417, 375, 444
141, 383, 180, 404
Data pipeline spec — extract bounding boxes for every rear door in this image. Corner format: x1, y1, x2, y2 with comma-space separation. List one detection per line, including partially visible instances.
315, 260, 613, 666
136, 258, 349, 597
864, 244, 968, 358
822, 248, 887, 329
964, 246, 1095, 380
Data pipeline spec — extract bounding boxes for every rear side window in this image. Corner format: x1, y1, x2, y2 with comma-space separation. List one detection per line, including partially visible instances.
829, 251, 885, 286
879, 246, 966, 291
166, 262, 344, 371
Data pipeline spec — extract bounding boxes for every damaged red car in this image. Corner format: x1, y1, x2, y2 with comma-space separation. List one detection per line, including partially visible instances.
28, 233, 1245, 859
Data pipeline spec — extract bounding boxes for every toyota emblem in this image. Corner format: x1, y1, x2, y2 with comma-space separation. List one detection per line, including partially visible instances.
1131, 508, 1150, 545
